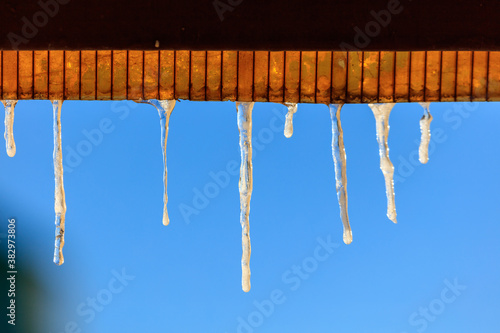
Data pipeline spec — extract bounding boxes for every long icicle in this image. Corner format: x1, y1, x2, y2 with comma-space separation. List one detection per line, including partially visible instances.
418, 102, 433, 164
329, 104, 353, 244
3, 100, 17, 157
283, 103, 298, 138
369, 103, 397, 223
148, 99, 176, 226
52, 100, 67, 265
236, 102, 254, 292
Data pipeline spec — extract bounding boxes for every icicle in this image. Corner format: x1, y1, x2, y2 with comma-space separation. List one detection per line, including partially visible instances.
236, 102, 254, 292
369, 103, 397, 224
283, 103, 298, 138
52, 100, 67, 265
147, 99, 176, 226
2, 100, 17, 157
418, 102, 433, 164
329, 104, 353, 244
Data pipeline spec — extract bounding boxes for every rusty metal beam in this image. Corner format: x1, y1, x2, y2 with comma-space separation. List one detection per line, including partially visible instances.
0, 50, 498, 103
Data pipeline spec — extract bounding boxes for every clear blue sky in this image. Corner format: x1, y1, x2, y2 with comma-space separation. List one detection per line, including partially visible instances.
1, 100, 499, 333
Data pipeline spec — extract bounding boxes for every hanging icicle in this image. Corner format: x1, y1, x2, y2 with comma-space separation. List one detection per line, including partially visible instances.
283, 103, 298, 138
329, 104, 353, 244
369, 103, 397, 223
3, 100, 17, 157
147, 99, 176, 226
236, 102, 254, 292
52, 100, 67, 265
418, 102, 433, 164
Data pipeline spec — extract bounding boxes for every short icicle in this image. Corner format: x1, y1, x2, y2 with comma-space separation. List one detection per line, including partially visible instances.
236, 102, 254, 292
52, 100, 67, 265
148, 99, 176, 226
3, 100, 17, 157
418, 102, 433, 164
283, 103, 298, 138
329, 104, 353, 244
369, 103, 397, 224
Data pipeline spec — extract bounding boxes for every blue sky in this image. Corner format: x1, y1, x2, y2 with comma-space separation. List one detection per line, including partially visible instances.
1, 100, 499, 333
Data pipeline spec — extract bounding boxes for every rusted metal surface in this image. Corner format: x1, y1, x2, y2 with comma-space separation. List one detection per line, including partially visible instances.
1, 50, 499, 103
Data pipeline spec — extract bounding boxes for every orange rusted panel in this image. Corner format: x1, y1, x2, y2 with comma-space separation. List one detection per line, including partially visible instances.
64, 51, 80, 99
440, 51, 457, 101
112, 51, 127, 100
237, 51, 254, 102
316, 51, 332, 104
49, 51, 64, 100
253, 51, 269, 102
97, 50, 112, 100
81, 51, 96, 100
425, 51, 441, 102
269, 51, 284, 103
3, 51, 17, 100
472, 51, 488, 101
18, 51, 33, 99
284, 51, 300, 104
456, 51, 473, 102
222, 51, 237, 101
394, 51, 410, 102
159, 50, 174, 100
206, 51, 222, 101
332, 51, 347, 104
143, 51, 159, 100
347, 51, 362, 103
488, 52, 500, 101
300, 51, 317, 103
0, 52, 2, 98
128, 50, 143, 100
190, 51, 206, 101
409, 51, 425, 102
34, 51, 48, 99
362, 51, 379, 103
379, 51, 395, 103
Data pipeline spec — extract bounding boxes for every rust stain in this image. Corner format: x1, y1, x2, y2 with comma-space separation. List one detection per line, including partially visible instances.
472, 51, 488, 101
18, 51, 33, 99
284, 51, 300, 104
206, 51, 222, 101
238, 51, 254, 102
159, 50, 174, 100
440, 51, 457, 102
362, 51, 379, 103
347, 51, 362, 103
253, 51, 269, 102
49, 51, 64, 100
269, 51, 285, 103
34, 51, 49, 99
112, 51, 127, 100
456, 51, 473, 102
144, 51, 159, 100
425, 51, 441, 102
3, 51, 18, 100
222, 51, 237, 101
300, 51, 316, 103
81, 51, 96, 100
394, 51, 410, 102
316, 51, 332, 104
128, 50, 143, 101
332, 51, 347, 104
379, 51, 395, 103
175, 50, 190, 100
410, 51, 425, 102
190, 50, 206, 101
